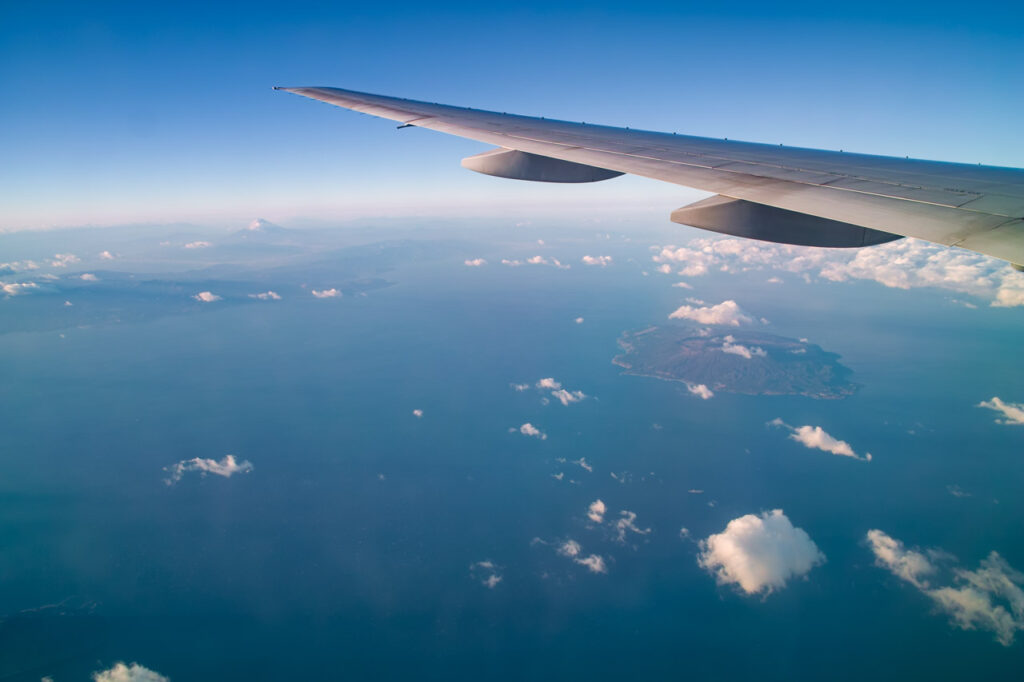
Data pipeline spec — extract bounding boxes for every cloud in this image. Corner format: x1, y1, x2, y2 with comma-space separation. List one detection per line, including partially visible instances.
587, 499, 606, 523
469, 560, 502, 589
193, 291, 221, 303
311, 288, 342, 298
721, 335, 766, 359
669, 300, 752, 326
50, 253, 79, 267
248, 291, 281, 300
464, 258, 487, 267
770, 419, 871, 461
581, 255, 612, 266
572, 457, 592, 473
518, 423, 547, 440
671, 281, 693, 289
536, 378, 561, 390
99, 250, 115, 260
867, 530, 1024, 646
557, 539, 607, 573
510, 383, 530, 391
687, 383, 714, 400
614, 510, 651, 542
504, 256, 570, 269
551, 388, 586, 406
79, 273, 99, 281
92, 662, 169, 682
164, 454, 253, 485
652, 236, 1024, 308
978, 397, 1024, 425
698, 509, 825, 596
184, 241, 211, 249
1, 282, 39, 296
574, 317, 584, 324
866, 529, 936, 589
412, 409, 423, 418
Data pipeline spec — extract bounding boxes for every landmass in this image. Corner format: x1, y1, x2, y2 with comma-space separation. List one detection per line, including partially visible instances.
614, 326, 856, 399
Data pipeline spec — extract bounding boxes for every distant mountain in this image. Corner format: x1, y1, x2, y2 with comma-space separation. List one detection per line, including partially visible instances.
235, 218, 290, 236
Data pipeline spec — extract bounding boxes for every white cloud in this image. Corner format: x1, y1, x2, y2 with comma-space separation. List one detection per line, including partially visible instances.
687, 383, 714, 400
576, 554, 608, 574
99, 250, 115, 260
770, 419, 871, 461
551, 388, 586, 406
92, 662, 169, 682
510, 383, 530, 391
866, 529, 936, 589
248, 291, 281, 300
978, 397, 1024, 425
50, 253, 79, 267
464, 258, 487, 267
536, 378, 561, 390
311, 288, 342, 298
64, 300, 73, 306
587, 499, 606, 523
574, 316, 584, 324
79, 273, 99, 281
572, 457, 592, 473
164, 454, 253, 485
469, 560, 502, 589
669, 300, 753, 326
671, 281, 693, 289
184, 241, 211, 249
721, 335, 766, 359
653, 236, 1024, 308
518, 423, 547, 440
614, 510, 651, 543
192, 291, 221, 303
412, 409, 423, 418
698, 509, 825, 596
582, 255, 613, 266
766, 276, 783, 284
867, 530, 1024, 646
1, 282, 39, 296
557, 539, 607, 573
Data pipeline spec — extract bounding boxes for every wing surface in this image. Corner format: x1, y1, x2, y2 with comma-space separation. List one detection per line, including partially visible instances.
276, 86, 1024, 264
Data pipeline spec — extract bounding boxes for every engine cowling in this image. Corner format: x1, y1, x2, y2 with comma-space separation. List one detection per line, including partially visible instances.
671, 195, 901, 248
462, 148, 624, 183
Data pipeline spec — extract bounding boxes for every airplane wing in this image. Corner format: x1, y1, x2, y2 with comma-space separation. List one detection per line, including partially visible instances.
275, 86, 1024, 266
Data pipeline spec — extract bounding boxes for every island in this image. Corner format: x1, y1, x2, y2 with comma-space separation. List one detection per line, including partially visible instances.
613, 326, 856, 399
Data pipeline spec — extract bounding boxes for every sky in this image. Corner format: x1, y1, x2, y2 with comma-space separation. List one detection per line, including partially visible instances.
1, 0, 1023, 229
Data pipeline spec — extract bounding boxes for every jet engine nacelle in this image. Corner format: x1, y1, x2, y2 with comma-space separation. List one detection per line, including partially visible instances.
462, 148, 624, 183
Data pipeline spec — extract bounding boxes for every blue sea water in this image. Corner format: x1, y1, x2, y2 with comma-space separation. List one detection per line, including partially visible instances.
0, 224, 1022, 680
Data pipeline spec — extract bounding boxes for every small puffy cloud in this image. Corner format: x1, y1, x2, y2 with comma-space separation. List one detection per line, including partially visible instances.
50, 253, 79, 267
1, 282, 39, 296
92, 662, 169, 682
536, 377, 561, 390
977, 397, 1024, 425
671, 281, 693, 289
574, 317, 584, 324
669, 300, 752, 326
551, 388, 586, 406
248, 291, 281, 300
572, 457, 592, 473
464, 258, 487, 267
518, 423, 547, 440
557, 539, 607, 573
614, 510, 651, 543
587, 499, 606, 523
412, 409, 423, 418
867, 530, 1024, 646
469, 560, 502, 589
687, 383, 714, 400
721, 335, 766, 359
99, 250, 116, 260
501, 258, 523, 267
193, 291, 221, 303
184, 241, 211, 249
656, 264, 672, 274
164, 454, 253, 485
866, 529, 935, 589
510, 383, 530, 391
311, 288, 342, 298
581, 255, 612, 266
79, 273, 99, 281
770, 419, 871, 461
698, 509, 825, 596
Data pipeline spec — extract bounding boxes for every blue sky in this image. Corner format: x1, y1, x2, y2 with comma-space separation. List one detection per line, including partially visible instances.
2, 0, 1022, 230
